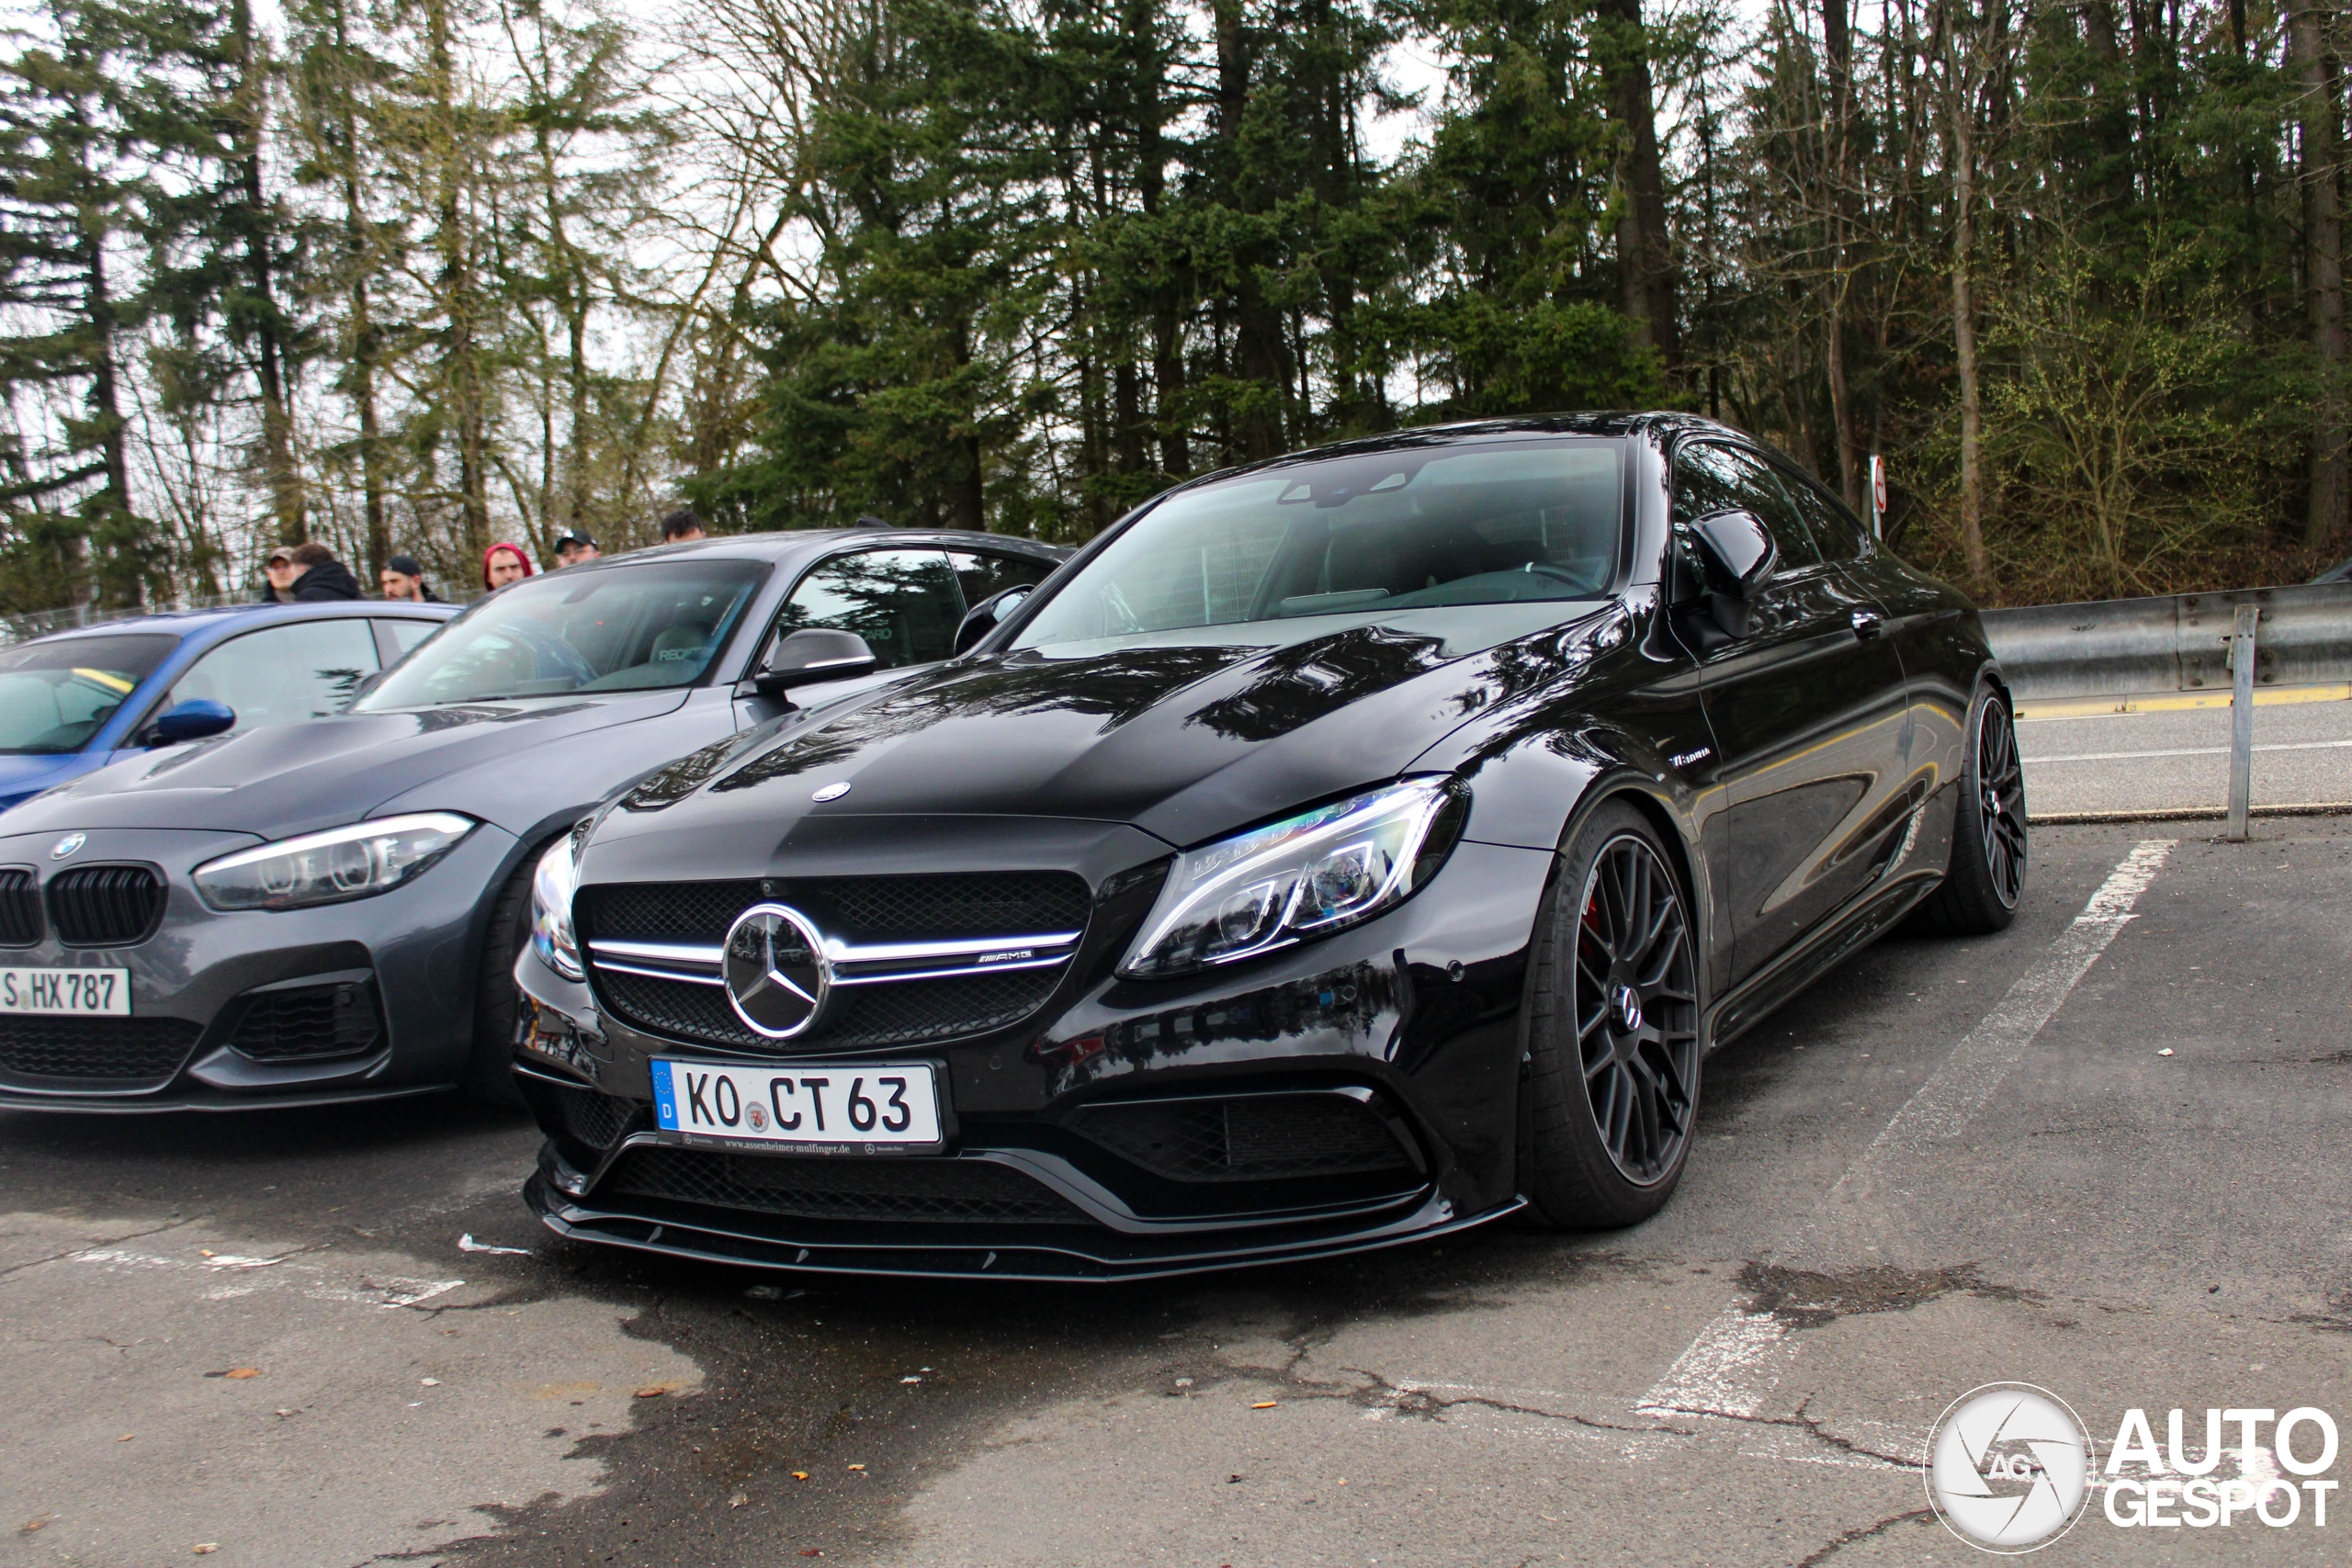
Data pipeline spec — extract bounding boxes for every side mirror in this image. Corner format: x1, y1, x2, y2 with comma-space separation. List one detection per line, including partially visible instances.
753, 628, 878, 702
149, 698, 235, 746
953, 586, 1033, 655
1684, 510, 1778, 637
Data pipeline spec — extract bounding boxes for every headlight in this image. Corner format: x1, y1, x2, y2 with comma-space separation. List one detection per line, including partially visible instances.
193, 812, 476, 911
531, 821, 588, 980
1119, 776, 1468, 979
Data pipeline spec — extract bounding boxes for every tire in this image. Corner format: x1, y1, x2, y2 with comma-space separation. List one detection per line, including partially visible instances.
1908, 683, 2027, 937
1519, 800, 1703, 1229
460, 852, 537, 1108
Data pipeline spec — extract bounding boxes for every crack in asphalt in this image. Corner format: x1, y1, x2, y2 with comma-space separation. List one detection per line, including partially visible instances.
1794, 1506, 1937, 1566
0, 1214, 198, 1283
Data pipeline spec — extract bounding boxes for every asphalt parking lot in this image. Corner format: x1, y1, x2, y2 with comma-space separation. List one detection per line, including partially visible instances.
4, 813, 2348, 1567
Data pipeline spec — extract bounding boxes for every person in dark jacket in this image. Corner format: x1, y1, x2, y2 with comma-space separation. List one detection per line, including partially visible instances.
285, 542, 362, 602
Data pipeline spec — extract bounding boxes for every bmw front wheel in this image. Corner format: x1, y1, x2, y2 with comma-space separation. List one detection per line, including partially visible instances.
1520, 800, 1702, 1229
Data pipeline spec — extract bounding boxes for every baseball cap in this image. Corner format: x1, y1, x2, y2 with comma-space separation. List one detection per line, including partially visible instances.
265, 545, 296, 566
385, 554, 424, 577
554, 529, 597, 551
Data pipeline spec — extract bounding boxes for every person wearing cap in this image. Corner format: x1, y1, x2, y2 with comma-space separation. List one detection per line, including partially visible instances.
658, 507, 705, 543
482, 541, 536, 591
258, 546, 300, 603
380, 555, 441, 602
553, 529, 600, 567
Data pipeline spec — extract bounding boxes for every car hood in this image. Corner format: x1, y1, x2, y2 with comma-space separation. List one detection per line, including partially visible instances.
592, 602, 1611, 868
0, 691, 693, 838
0, 751, 97, 808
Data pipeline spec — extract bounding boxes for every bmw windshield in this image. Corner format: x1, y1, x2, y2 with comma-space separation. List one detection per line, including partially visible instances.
356, 560, 763, 708
1012, 439, 1625, 649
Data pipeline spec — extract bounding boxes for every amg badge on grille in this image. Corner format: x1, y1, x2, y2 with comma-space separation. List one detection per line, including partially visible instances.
720, 903, 831, 1039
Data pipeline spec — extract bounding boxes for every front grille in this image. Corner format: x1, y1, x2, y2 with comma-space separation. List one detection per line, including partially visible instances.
547, 1080, 640, 1152
225, 980, 382, 1062
580, 872, 1091, 945
604, 1146, 1084, 1224
0, 1015, 202, 1082
581, 872, 1091, 1051
0, 869, 41, 945
1071, 1093, 1416, 1182
48, 865, 165, 947
594, 965, 1064, 1051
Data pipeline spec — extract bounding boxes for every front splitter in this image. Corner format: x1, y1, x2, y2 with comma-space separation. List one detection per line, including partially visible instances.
525, 1172, 1521, 1283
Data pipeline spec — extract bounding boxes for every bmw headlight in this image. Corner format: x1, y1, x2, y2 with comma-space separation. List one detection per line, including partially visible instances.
530, 820, 589, 980
193, 812, 477, 912
1119, 776, 1468, 979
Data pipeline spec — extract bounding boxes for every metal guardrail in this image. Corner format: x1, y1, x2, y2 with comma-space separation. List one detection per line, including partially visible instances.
1981, 581, 2352, 701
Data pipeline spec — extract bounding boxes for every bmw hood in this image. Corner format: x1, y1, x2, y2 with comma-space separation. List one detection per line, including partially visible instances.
0, 691, 693, 839
591, 602, 1612, 871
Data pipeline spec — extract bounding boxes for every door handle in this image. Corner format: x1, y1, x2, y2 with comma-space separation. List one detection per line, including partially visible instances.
1850, 609, 1884, 640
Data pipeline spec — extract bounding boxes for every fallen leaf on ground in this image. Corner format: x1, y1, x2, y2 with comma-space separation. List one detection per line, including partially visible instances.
19, 1517, 50, 1534
900, 1375, 922, 1383
206, 1369, 262, 1381
791, 1472, 809, 1481
2158, 1047, 2176, 1056
199, 1249, 215, 1258
117, 1434, 133, 1442
1250, 1401, 1277, 1409
420, 1379, 440, 1387
846, 1464, 865, 1472
729, 1493, 749, 1508
193, 1546, 220, 1555
798, 1552, 822, 1559
634, 1384, 675, 1399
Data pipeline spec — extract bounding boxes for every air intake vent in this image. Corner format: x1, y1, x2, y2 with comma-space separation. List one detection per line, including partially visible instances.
605, 1146, 1084, 1224
0, 1015, 201, 1083
0, 869, 41, 946
1070, 1092, 1419, 1182
226, 979, 383, 1062
48, 865, 165, 947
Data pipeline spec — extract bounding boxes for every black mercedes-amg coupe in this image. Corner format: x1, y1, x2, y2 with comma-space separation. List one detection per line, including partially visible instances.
512, 414, 2027, 1280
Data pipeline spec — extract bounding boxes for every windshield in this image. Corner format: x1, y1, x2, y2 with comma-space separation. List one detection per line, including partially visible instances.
1014, 439, 1624, 649
0, 633, 177, 755
356, 560, 763, 708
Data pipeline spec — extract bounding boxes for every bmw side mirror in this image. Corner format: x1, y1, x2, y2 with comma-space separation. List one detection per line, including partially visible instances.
1685, 509, 1778, 637
754, 628, 878, 702
953, 586, 1033, 655
148, 698, 235, 746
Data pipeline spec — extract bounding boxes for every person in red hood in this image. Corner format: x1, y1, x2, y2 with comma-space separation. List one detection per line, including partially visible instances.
483, 541, 535, 591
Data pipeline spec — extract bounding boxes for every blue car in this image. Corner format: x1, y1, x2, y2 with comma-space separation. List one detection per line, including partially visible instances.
0, 600, 458, 812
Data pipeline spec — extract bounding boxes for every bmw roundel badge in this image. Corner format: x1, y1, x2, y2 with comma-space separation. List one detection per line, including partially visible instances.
49, 833, 85, 861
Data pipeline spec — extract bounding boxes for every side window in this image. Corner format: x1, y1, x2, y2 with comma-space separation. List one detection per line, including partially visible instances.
773, 549, 965, 671
944, 549, 1055, 608
379, 618, 441, 660
165, 619, 381, 734
1775, 465, 1871, 561
1671, 443, 1822, 572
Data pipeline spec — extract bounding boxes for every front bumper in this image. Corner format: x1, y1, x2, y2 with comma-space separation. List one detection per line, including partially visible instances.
0, 822, 517, 1111
513, 837, 1559, 1280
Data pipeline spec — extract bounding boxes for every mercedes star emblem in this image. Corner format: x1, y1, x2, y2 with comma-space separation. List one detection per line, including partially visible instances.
810, 781, 852, 802
720, 902, 831, 1040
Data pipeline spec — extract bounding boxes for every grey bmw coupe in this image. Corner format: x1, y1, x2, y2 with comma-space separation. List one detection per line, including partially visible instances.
0, 529, 1065, 1111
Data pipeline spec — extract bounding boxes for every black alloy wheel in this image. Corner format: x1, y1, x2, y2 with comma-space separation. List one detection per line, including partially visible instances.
1910, 683, 2028, 937
1521, 801, 1702, 1227
1973, 696, 2027, 908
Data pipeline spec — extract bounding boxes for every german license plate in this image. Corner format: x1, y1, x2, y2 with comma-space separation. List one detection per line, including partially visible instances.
0, 967, 129, 1016
650, 1059, 944, 1152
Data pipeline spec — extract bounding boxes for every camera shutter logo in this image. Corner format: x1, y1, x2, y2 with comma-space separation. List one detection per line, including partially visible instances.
720, 904, 831, 1040
1926, 1382, 2095, 1553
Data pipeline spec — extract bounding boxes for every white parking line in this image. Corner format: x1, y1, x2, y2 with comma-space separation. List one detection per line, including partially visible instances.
1637, 840, 2177, 1421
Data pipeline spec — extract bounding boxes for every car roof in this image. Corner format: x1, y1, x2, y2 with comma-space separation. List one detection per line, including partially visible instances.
1158, 412, 1747, 491
579, 526, 1069, 571
17, 597, 453, 649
